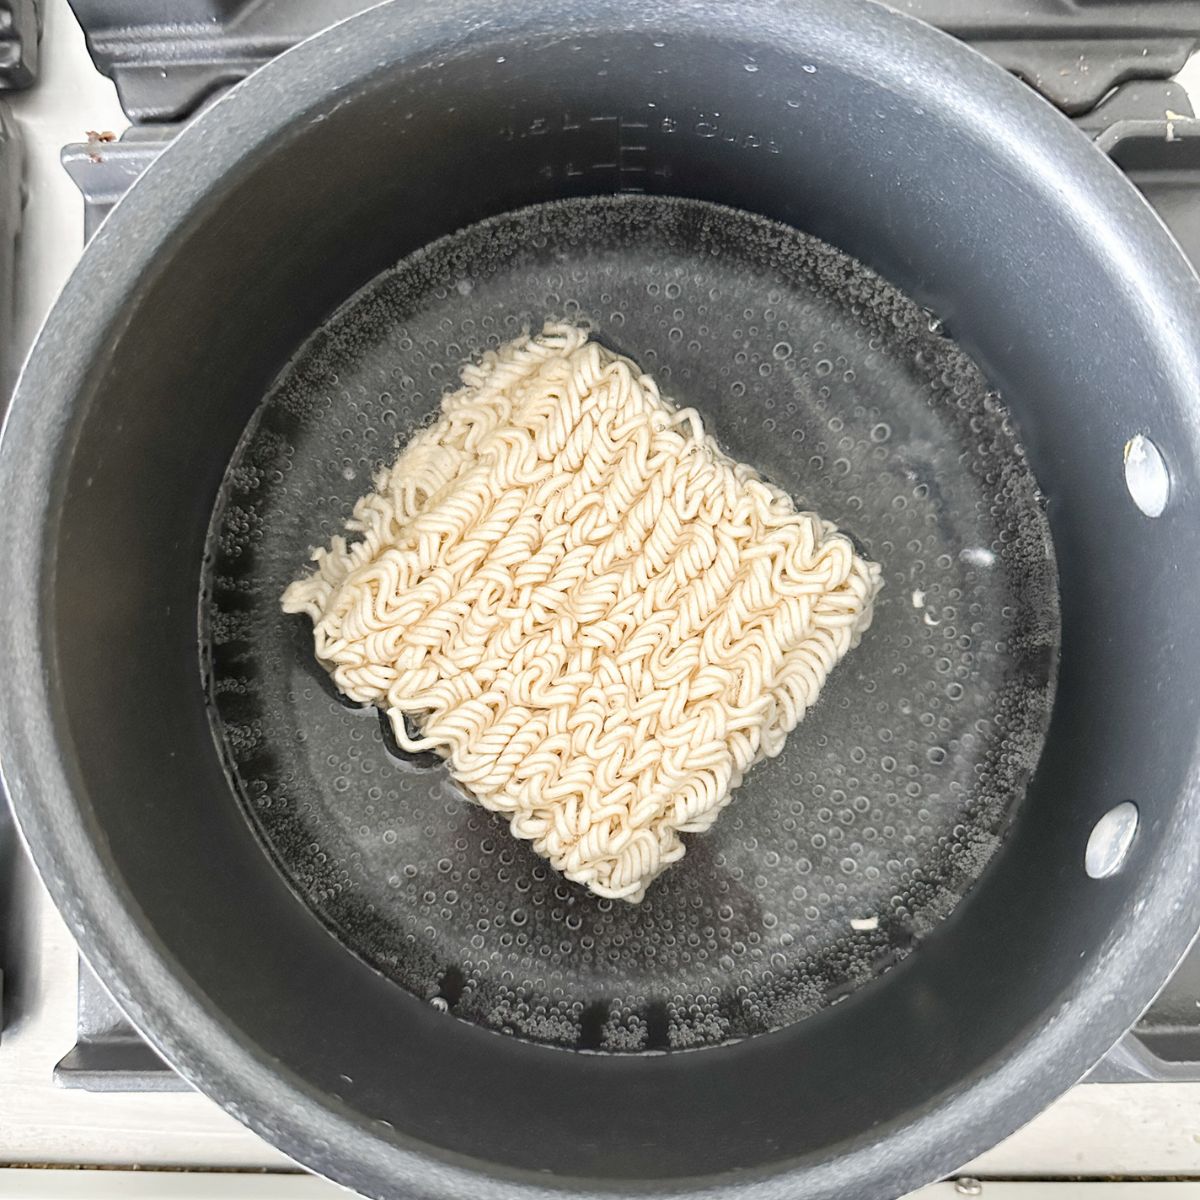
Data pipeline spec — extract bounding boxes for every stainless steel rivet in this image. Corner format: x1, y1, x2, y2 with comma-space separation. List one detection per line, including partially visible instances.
1124, 434, 1170, 518
954, 1179, 983, 1197
1085, 801, 1139, 879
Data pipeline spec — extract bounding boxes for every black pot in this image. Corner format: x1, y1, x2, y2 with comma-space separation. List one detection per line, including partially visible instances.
2, 2, 1199, 1197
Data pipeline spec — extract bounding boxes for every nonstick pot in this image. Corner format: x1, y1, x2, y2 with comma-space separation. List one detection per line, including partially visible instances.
3, 2, 1200, 1198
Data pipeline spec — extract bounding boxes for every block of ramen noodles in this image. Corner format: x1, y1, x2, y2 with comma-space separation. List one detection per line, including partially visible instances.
283, 323, 881, 901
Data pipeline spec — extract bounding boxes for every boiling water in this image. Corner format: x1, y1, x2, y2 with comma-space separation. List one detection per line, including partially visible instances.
204, 195, 1058, 1051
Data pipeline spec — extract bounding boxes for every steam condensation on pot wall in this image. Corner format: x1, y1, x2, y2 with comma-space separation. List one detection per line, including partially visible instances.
203, 196, 1059, 1052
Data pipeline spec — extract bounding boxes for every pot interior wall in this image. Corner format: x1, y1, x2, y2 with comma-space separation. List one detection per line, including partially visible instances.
45, 26, 1199, 1182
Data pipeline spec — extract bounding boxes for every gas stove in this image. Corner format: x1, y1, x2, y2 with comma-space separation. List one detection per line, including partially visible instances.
4, 0, 1200, 1190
